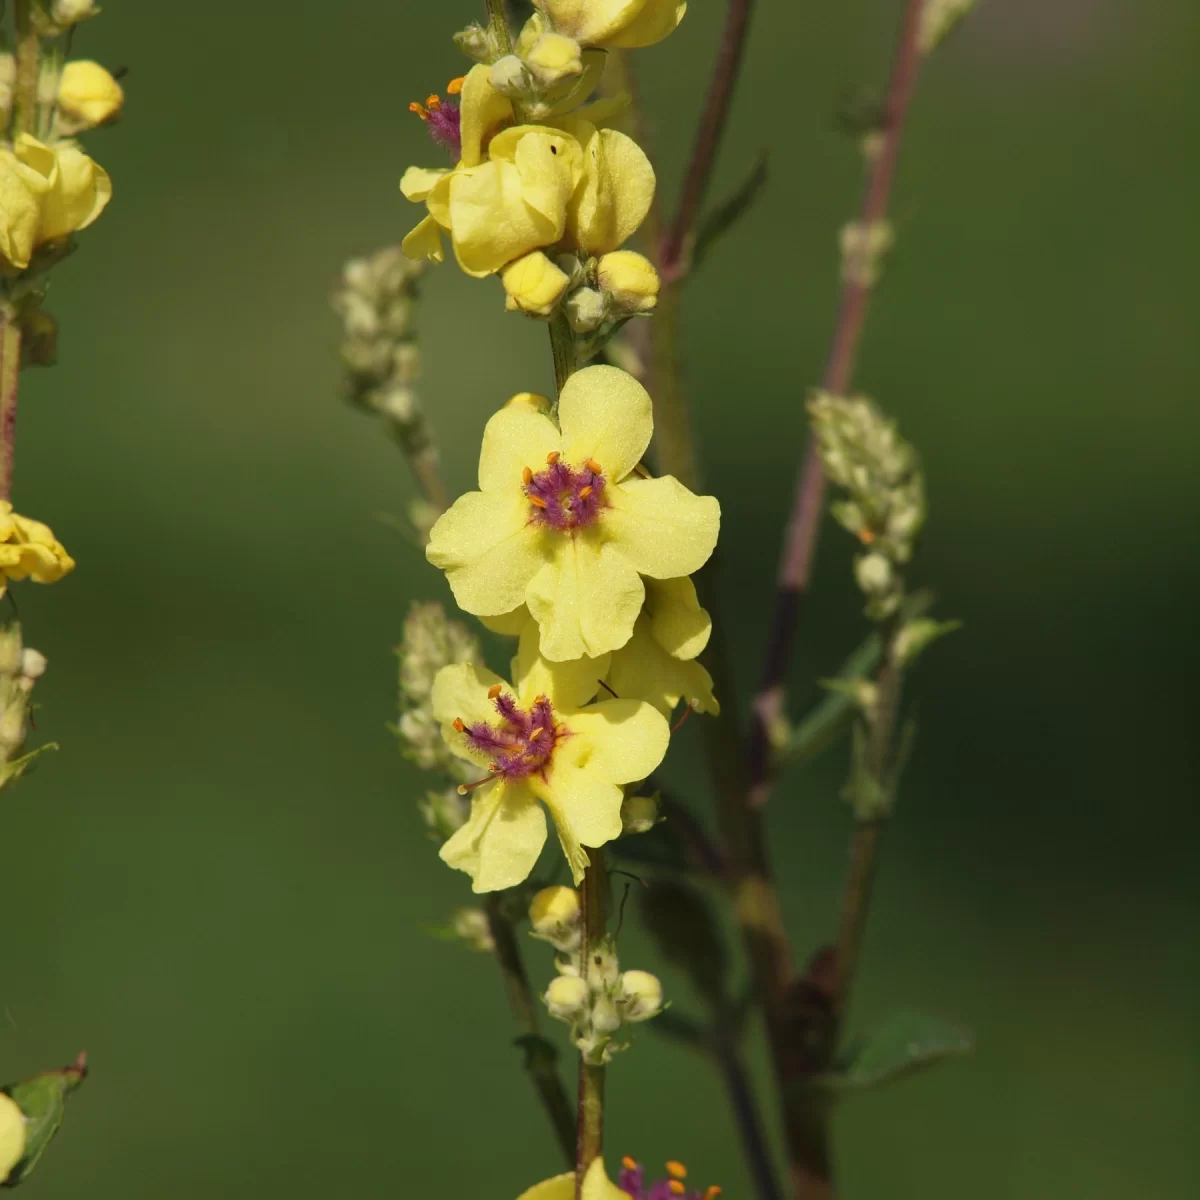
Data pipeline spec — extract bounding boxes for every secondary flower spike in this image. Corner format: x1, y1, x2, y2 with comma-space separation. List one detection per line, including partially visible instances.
425, 367, 720, 661
431, 623, 669, 889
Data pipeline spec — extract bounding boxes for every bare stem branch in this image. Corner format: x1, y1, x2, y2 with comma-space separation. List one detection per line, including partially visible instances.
0, 315, 21, 502
575, 850, 607, 1198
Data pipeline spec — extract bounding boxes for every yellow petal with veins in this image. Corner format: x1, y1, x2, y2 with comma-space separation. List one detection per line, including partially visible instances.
477, 402, 561, 494
603, 475, 720, 579
558, 365, 653, 482
559, 697, 670, 783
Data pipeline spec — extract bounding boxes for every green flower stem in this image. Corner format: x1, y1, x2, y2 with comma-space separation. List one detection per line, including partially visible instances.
548, 313, 577, 396
575, 849, 607, 1197
0, 314, 22, 502
484, 894, 576, 1166
10, 0, 41, 139
485, 0, 514, 54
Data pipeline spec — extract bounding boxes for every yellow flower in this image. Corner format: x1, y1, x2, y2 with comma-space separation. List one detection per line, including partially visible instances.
426, 366, 719, 661
0, 135, 111, 268
0, 503, 75, 594
536, 0, 687, 48
0, 1092, 25, 1184
518, 1158, 628, 1200
432, 622, 669, 889
57, 60, 125, 127
502, 250, 572, 316
525, 32, 585, 87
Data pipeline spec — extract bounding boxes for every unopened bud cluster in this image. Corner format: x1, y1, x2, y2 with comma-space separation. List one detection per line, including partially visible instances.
808, 391, 926, 620
334, 247, 440, 529
918, 0, 979, 54
529, 887, 665, 1064
0, 623, 48, 791
395, 602, 482, 807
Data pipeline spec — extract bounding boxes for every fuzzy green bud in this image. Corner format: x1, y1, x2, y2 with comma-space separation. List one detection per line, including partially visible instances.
565, 287, 608, 334
451, 907, 495, 952
453, 22, 499, 62
620, 791, 660, 834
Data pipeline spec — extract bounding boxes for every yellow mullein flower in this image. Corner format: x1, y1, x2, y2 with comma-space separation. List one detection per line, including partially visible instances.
431, 622, 669, 889
597, 249, 659, 314
0, 503, 75, 594
426, 366, 719, 661
0, 1092, 25, 1184
57, 60, 125, 128
518, 1159, 628, 1200
536, 0, 687, 49
0, 135, 111, 269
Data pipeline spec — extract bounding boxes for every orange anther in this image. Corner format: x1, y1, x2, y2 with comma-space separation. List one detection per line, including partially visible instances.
858, 528, 876, 545
452, 717, 466, 732
666, 1163, 688, 1180
704, 1189, 723, 1200
585, 458, 602, 474
487, 684, 503, 699
528, 727, 543, 740
425, 93, 441, 110
408, 101, 430, 119
578, 485, 593, 501
546, 450, 561, 465
447, 76, 466, 95
529, 494, 547, 509
622, 1157, 638, 1171
668, 1183, 685, 1196
522, 465, 533, 485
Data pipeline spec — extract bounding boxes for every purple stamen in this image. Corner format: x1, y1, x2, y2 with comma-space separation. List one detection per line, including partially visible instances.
426, 101, 461, 160
525, 460, 607, 532
464, 692, 564, 780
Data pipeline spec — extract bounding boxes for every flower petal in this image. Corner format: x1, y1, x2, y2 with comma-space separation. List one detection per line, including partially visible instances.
605, 618, 718, 717
513, 617, 609, 710
558, 365, 652, 481
478, 401, 562, 494
440, 780, 547, 893
607, 0, 687, 47
566, 125, 655, 255
559, 697, 669, 783
431, 661, 510, 740
517, 1173, 575, 1200
534, 763, 624, 883
401, 213, 445, 263
399, 165, 450, 202
603, 475, 719, 578
645, 575, 711, 659
478, 606, 530, 636
526, 529, 643, 661
458, 63, 514, 168
427, 491, 549, 615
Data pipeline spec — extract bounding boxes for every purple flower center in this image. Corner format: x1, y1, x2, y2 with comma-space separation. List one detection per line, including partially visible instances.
524, 457, 607, 532
410, 87, 463, 161
463, 692, 565, 780
618, 1160, 718, 1200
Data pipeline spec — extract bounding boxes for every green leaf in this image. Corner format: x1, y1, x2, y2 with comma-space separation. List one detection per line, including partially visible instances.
691, 152, 770, 272
822, 1010, 972, 1091
3, 1053, 88, 1186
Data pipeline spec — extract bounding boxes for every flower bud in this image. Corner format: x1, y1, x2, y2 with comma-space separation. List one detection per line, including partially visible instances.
0, 1091, 26, 1184
529, 885, 581, 950
544, 974, 589, 1021
618, 969, 663, 1021
596, 251, 659, 315
854, 552, 893, 596
19, 649, 46, 681
620, 791, 659, 834
50, 0, 97, 25
589, 993, 621, 1036
525, 33, 584, 87
565, 286, 608, 333
502, 251, 570, 317
490, 55, 534, 99
452, 907, 495, 952
453, 22, 498, 63
0, 628, 22, 677
57, 61, 124, 129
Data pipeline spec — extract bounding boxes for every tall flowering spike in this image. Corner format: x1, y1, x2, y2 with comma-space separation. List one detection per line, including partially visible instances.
426, 366, 719, 661
430, 623, 668, 889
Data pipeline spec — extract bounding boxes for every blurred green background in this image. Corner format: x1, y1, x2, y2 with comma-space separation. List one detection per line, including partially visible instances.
4, 0, 1197, 1196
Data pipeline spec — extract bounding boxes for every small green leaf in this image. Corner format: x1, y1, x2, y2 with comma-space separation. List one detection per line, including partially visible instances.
3, 1053, 88, 1186
692, 152, 769, 272
823, 1010, 972, 1091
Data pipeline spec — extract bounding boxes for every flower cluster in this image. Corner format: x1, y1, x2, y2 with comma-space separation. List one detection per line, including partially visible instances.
424, 368, 719, 891
530, 886, 663, 1062
0, 621, 50, 791
400, 0, 681, 334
